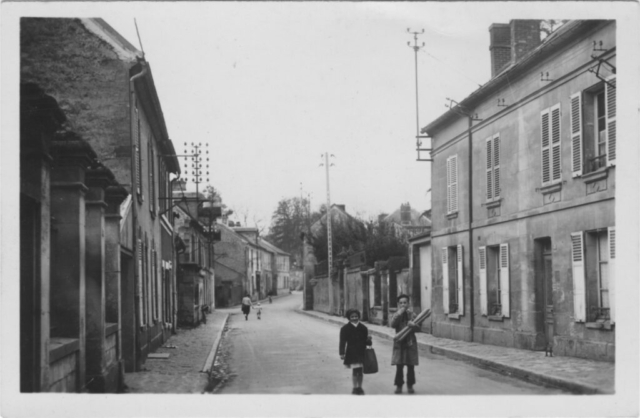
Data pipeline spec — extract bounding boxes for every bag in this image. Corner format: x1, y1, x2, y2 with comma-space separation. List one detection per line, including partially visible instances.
363, 347, 378, 374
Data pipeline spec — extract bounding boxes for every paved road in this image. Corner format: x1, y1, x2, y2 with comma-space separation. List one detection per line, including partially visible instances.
213, 293, 566, 395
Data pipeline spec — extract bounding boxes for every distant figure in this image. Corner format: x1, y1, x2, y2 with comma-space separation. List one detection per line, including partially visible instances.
391, 294, 420, 394
255, 302, 262, 320
241, 293, 252, 321
339, 308, 372, 395
268, 291, 272, 304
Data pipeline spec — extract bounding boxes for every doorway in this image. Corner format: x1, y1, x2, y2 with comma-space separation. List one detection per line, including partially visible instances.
534, 238, 554, 350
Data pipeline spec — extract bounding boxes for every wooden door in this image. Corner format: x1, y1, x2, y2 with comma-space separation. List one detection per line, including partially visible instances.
543, 247, 555, 346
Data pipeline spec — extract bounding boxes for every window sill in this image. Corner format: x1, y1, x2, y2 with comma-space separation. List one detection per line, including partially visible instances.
49, 338, 80, 364
539, 182, 562, 195
488, 315, 504, 322
586, 321, 615, 331
582, 167, 609, 184
485, 199, 501, 209
446, 212, 458, 220
447, 312, 462, 320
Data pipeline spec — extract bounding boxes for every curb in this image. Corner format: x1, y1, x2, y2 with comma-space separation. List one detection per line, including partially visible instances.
201, 313, 229, 374
295, 309, 608, 395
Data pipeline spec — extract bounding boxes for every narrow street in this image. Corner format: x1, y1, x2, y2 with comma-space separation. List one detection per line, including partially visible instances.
212, 293, 566, 395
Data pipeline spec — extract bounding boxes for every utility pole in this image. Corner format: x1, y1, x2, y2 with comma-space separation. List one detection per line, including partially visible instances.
408, 28, 432, 162
321, 153, 335, 274
446, 98, 482, 341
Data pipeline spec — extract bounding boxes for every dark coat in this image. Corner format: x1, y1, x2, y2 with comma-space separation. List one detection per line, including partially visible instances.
339, 322, 371, 365
390, 309, 419, 366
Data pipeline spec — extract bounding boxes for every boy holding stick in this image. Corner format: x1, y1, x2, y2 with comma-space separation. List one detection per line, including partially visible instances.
390, 294, 421, 394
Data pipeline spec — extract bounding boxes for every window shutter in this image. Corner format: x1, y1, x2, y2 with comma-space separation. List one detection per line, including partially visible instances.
486, 138, 493, 200
150, 146, 156, 214
541, 109, 551, 184
134, 102, 142, 196
493, 135, 500, 198
137, 238, 144, 326
457, 244, 464, 315
570, 92, 583, 177
442, 248, 449, 314
608, 226, 616, 323
550, 104, 562, 182
571, 232, 586, 322
499, 243, 510, 318
605, 76, 616, 165
450, 156, 458, 212
479, 246, 487, 315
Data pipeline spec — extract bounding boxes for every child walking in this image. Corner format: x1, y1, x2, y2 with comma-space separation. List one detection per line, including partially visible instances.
255, 302, 262, 320
339, 309, 372, 395
390, 294, 420, 394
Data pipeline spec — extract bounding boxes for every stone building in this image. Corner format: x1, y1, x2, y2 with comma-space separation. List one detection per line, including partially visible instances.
422, 20, 616, 361
20, 17, 182, 393
173, 205, 215, 327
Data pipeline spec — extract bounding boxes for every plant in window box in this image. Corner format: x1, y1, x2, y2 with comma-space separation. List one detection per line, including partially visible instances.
450, 303, 458, 313
491, 304, 502, 316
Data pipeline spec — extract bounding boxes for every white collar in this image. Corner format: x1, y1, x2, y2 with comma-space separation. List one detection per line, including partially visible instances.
350, 321, 360, 327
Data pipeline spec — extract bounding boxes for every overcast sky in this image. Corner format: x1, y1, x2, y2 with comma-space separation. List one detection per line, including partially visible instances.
99, 3, 503, 229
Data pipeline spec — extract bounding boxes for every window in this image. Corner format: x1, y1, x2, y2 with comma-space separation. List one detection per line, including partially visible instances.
149, 143, 156, 216
137, 237, 146, 326
571, 227, 616, 324
446, 155, 459, 214
479, 244, 510, 317
572, 76, 617, 175
134, 99, 143, 201
485, 134, 501, 201
163, 264, 172, 323
541, 104, 561, 185
441, 245, 464, 315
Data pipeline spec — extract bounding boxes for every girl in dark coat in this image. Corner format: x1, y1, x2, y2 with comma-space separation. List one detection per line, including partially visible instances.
339, 309, 372, 395
391, 294, 420, 394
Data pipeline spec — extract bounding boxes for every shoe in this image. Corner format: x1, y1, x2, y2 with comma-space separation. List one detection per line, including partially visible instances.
358, 388, 365, 395
407, 385, 415, 394
352, 388, 358, 395
394, 385, 402, 394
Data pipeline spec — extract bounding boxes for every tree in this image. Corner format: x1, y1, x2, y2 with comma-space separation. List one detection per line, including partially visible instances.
265, 197, 314, 264
363, 218, 408, 264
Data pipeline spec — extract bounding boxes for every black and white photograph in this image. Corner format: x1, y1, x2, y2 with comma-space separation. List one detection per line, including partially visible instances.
1, 1, 638, 417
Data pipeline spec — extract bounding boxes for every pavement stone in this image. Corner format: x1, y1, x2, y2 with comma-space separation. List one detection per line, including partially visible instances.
123, 311, 229, 394
296, 308, 615, 394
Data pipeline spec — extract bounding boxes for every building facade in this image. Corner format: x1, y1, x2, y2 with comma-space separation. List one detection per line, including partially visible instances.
423, 20, 616, 361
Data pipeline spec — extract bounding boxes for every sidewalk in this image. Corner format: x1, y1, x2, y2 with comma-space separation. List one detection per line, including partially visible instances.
296, 308, 615, 394
124, 311, 229, 394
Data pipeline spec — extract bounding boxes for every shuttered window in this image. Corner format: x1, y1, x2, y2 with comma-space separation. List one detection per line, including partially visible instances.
441, 248, 449, 314
134, 99, 142, 198
149, 144, 156, 216
137, 238, 145, 326
499, 243, 510, 318
570, 92, 583, 177
608, 226, 616, 323
446, 155, 459, 214
571, 232, 586, 322
456, 245, 464, 315
485, 134, 501, 200
541, 104, 562, 185
479, 247, 487, 315
605, 76, 616, 165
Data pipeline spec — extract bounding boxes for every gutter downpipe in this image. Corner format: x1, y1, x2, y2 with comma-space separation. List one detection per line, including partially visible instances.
129, 60, 148, 363
467, 115, 475, 342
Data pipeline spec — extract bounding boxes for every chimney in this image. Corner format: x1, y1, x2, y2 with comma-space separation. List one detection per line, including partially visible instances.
400, 203, 411, 224
489, 23, 511, 77
489, 20, 542, 78
510, 20, 542, 63
335, 204, 346, 213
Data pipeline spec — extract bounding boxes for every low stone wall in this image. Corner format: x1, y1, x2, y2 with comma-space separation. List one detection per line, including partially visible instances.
48, 338, 80, 392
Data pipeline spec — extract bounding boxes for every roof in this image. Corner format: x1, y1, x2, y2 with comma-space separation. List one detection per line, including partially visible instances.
422, 20, 606, 136
259, 239, 290, 256
383, 206, 431, 227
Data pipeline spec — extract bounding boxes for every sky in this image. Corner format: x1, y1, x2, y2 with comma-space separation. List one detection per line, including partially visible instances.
1, 2, 639, 416
98, 3, 501, 230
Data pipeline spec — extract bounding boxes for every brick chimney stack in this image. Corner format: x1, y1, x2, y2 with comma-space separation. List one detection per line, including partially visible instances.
489, 23, 511, 78
510, 20, 542, 63
489, 20, 542, 78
